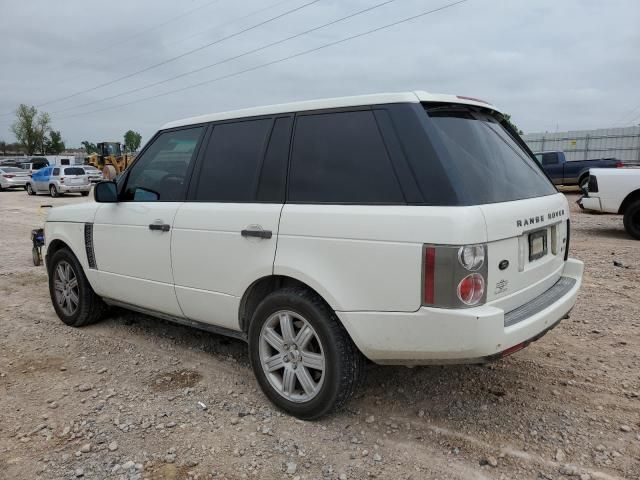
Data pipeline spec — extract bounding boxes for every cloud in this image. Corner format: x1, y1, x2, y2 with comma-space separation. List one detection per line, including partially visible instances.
1, 0, 638, 147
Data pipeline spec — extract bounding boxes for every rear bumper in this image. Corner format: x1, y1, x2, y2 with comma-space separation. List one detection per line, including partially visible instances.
58, 184, 90, 192
337, 258, 584, 365
578, 195, 602, 212
1, 179, 27, 187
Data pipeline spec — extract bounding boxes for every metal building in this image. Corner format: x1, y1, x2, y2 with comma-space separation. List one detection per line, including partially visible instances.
522, 126, 640, 165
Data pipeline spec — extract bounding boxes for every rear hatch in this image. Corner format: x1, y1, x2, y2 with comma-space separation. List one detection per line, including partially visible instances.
422, 103, 566, 312
63, 167, 89, 185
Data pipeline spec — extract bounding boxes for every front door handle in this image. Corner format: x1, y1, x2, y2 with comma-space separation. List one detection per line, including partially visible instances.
241, 227, 272, 239
149, 221, 170, 232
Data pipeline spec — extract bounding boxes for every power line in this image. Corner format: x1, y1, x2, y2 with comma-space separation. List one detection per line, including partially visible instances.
51, 0, 223, 74
57, 0, 470, 122
62, 0, 298, 87
32, 0, 321, 110
50, 0, 398, 115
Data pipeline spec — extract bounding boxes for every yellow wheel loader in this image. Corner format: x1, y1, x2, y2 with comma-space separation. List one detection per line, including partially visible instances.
85, 142, 134, 180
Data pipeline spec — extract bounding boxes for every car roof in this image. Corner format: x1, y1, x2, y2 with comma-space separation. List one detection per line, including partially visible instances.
161, 91, 501, 130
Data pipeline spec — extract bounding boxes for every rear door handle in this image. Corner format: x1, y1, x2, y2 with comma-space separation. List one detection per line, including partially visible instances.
149, 221, 170, 232
241, 227, 272, 239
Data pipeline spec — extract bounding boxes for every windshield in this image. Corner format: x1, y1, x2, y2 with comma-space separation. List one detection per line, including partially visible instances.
424, 106, 556, 205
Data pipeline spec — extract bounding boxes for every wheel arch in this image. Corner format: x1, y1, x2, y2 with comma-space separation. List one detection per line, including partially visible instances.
238, 275, 335, 334
618, 188, 640, 214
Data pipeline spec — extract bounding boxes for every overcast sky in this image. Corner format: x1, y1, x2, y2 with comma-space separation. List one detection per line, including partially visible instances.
1, 0, 639, 148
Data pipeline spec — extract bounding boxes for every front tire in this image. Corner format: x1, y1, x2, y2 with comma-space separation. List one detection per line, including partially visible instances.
26, 183, 36, 195
623, 200, 640, 240
49, 248, 106, 327
248, 287, 365, 420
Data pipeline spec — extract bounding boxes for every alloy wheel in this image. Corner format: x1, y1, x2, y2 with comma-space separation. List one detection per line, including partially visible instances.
259, 310, 325, 403
53, 260, 79, 316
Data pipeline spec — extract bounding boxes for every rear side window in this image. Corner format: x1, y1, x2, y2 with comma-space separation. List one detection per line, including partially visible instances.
422, 106, 556, 205
289, 110, 404, 204
53, 168, 60, 175
541, 153, 558, 165
64, 167, 85, 175
194, 118, 274, 202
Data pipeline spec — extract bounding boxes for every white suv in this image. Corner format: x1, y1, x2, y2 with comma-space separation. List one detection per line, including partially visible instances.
44, 92, 584, 419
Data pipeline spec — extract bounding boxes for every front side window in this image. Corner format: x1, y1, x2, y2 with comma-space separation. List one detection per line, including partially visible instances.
289, 110, 404, 204
122, 127, 204, 202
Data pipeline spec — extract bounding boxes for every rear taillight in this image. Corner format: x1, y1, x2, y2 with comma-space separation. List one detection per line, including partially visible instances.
423, 244, 487, 308
2, 174, 15, 178
457, 273, 485, 306
615, 161, 623, 168
60, 177, 65, 183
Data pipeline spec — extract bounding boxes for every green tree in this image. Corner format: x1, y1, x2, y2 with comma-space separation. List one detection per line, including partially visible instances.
502, 113, 524, 135
81, 141, 97, 154
0, 140, 6, 155
123, 130, 142, 152
10, 104, 50, 154
45, 130, 65, 154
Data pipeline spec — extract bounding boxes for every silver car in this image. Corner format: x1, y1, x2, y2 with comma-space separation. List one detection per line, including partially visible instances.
26, 166, 91, 197
82, 165, 104, 183
0, 166, 31, 190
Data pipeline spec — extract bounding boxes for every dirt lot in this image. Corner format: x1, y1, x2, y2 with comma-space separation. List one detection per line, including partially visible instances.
0, 188, 638, 480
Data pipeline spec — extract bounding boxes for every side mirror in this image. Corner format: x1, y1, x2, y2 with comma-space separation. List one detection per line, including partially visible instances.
94, 181, 118, 203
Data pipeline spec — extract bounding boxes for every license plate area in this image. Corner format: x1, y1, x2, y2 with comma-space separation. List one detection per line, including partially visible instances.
528, 229, 548, 262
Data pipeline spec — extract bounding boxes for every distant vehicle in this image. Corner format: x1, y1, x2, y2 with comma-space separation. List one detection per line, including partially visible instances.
579, 168, 640, 239
26, 165, 90, 197
0, 166, 30, 190
82, 165, 104, 183
533, 151, 622, 188
45, 155, 76, 166
18, 157, 50, 173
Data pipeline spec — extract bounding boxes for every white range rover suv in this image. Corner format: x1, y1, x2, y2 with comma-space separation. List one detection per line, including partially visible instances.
44, 92, 584, 419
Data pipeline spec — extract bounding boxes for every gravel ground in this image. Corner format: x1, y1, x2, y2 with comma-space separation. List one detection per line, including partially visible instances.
0, 189, 638, 480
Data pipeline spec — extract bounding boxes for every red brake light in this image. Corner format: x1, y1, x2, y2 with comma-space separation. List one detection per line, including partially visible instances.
3, 174, 15, 178
615, 161, 623, 168
423, 247, 436, 305
457, 273, 485, 306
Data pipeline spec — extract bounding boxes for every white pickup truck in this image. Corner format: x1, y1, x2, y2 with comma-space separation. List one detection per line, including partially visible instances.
579, 168, 640, 239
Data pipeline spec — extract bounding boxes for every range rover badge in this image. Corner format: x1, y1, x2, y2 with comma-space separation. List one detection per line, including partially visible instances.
498, 259, 509, 270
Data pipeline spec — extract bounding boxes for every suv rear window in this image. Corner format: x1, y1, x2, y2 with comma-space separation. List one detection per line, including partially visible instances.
422, 105, 556, 205
64, 167, 85, 175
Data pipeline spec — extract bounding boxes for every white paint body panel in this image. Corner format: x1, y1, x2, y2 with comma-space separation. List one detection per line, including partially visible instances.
92, 202, 183, 317
171, 203, 282, 330
580, 168, 640, 213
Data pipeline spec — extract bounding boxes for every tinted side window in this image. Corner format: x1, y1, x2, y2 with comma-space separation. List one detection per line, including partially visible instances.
542, 153, 558, 165
289, 110, 404, 204
122, 127, 204, 202
53, 168, 60, 175
194, 118, 273, 202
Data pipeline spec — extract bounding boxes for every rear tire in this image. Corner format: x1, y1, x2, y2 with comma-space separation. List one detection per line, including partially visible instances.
623, 200, 640, 240
26, 183, 36, 195
49, 185, 59, 197
248, 287, 365, 420
48, 248, 106, 327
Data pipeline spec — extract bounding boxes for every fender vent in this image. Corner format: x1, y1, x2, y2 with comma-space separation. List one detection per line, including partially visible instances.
84, 223, 97, 269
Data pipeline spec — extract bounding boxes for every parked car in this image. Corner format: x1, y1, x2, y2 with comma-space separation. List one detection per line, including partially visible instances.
534, 151, 622, 188
43, 92, 583, 419
82, 165, 104, 183
18, 157, 50, 174
26, 166, 90, 197
578, 168, 640, 239
0, 166, 31, 190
